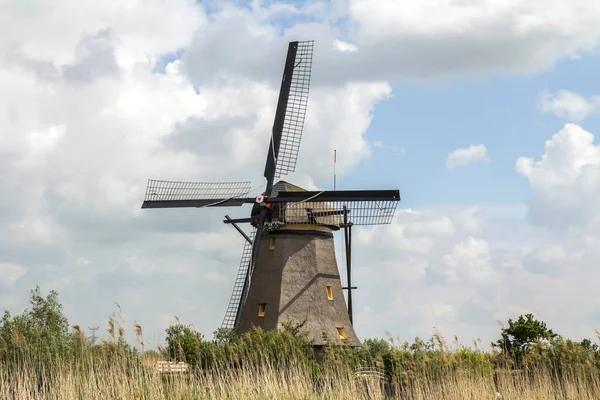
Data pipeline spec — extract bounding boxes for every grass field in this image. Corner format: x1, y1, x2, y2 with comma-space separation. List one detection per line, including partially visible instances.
2, 350, 600, 399
2, 288, 600, 399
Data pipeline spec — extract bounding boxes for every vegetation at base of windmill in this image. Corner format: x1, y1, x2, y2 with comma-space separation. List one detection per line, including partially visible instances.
163, 319, 320, 375
232, 324, 320, 376
213, 326, 236, 344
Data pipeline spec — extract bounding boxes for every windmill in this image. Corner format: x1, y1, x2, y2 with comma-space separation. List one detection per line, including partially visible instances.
141, 40, 400, 346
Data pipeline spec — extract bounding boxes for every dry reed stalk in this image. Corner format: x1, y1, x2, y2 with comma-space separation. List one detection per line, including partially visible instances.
1, 342, 600, 400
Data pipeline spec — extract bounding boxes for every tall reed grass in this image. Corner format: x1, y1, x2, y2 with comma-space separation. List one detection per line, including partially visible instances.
2, 288, 600, 399
2, 324, 600, 399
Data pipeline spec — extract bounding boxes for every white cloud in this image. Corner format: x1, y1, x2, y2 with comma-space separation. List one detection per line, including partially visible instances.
205, 271, 228, 284
540, 90, 600, 121
404, 216, 456, 237
345, 0, 600, 78
446, 144, 489, 170
523, 245, 569, 275
428, 302, 455, 320
23, 125, 67, 163
76, 258, 92, 267
0, 0, 205, 65
442, 237, 495, 284
516, 123, 600, 230
180, 1, 600, 87
353, 208, 493, 289
0, 263, 27, 286
351, 198, 600, 343
333, 39, 358, 53
8, 215, 65, 245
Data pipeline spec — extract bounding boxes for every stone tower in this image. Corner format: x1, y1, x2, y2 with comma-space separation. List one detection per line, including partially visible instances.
236, 223, 360, 346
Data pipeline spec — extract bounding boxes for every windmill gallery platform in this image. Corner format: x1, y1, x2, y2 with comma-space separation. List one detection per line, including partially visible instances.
141, 41, 400, 347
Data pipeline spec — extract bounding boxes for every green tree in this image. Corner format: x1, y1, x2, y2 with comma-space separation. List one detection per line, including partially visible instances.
28, 286, 69, 339
495, 313, 557, 367
165, 323, 203, 366
0, 286, 71, 358
213, 327, 236, 344
580, 338, 599, 352
362, 337, 391, 359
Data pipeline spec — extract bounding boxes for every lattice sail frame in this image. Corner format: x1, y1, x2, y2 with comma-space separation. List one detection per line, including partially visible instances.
274, 40, 314, 179
278, 199, 399, 226
144, 180, 252, 202
222, 228, 256, 329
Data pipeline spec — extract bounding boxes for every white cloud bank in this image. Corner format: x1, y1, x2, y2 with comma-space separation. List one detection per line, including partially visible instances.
180, 0, 600, 85
446, 144, 489, 170
517, 123, 600, 230
354, 122, 600, 342
2, 1, 600, 348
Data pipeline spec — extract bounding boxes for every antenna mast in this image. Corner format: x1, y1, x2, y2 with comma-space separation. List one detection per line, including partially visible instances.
333, 149, 337, 190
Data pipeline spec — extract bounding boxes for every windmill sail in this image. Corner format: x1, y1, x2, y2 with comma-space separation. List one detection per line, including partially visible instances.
142, 179, 254, 208
264, 41, 314, 191
274, 40, 313, 179
274, 189, 401, 226
221, 227, 256, 329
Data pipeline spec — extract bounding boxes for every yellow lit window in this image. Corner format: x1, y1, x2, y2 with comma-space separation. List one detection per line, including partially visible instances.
258, 303, 266, 317
326, 286, 333, 301
337, 327, 347, 340
269, 238, 275, 250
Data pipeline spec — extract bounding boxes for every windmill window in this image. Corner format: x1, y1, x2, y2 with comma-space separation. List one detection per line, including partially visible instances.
258, 303, 266, 317
326, 286, 333, 301
269, 238, 275, 251
337, 327, 347, 340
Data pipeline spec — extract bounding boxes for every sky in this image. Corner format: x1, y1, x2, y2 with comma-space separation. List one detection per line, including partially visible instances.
3, 0, 600, 349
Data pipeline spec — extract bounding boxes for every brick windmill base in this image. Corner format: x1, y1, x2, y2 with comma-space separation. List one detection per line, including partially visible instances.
236, 226, 361, 347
